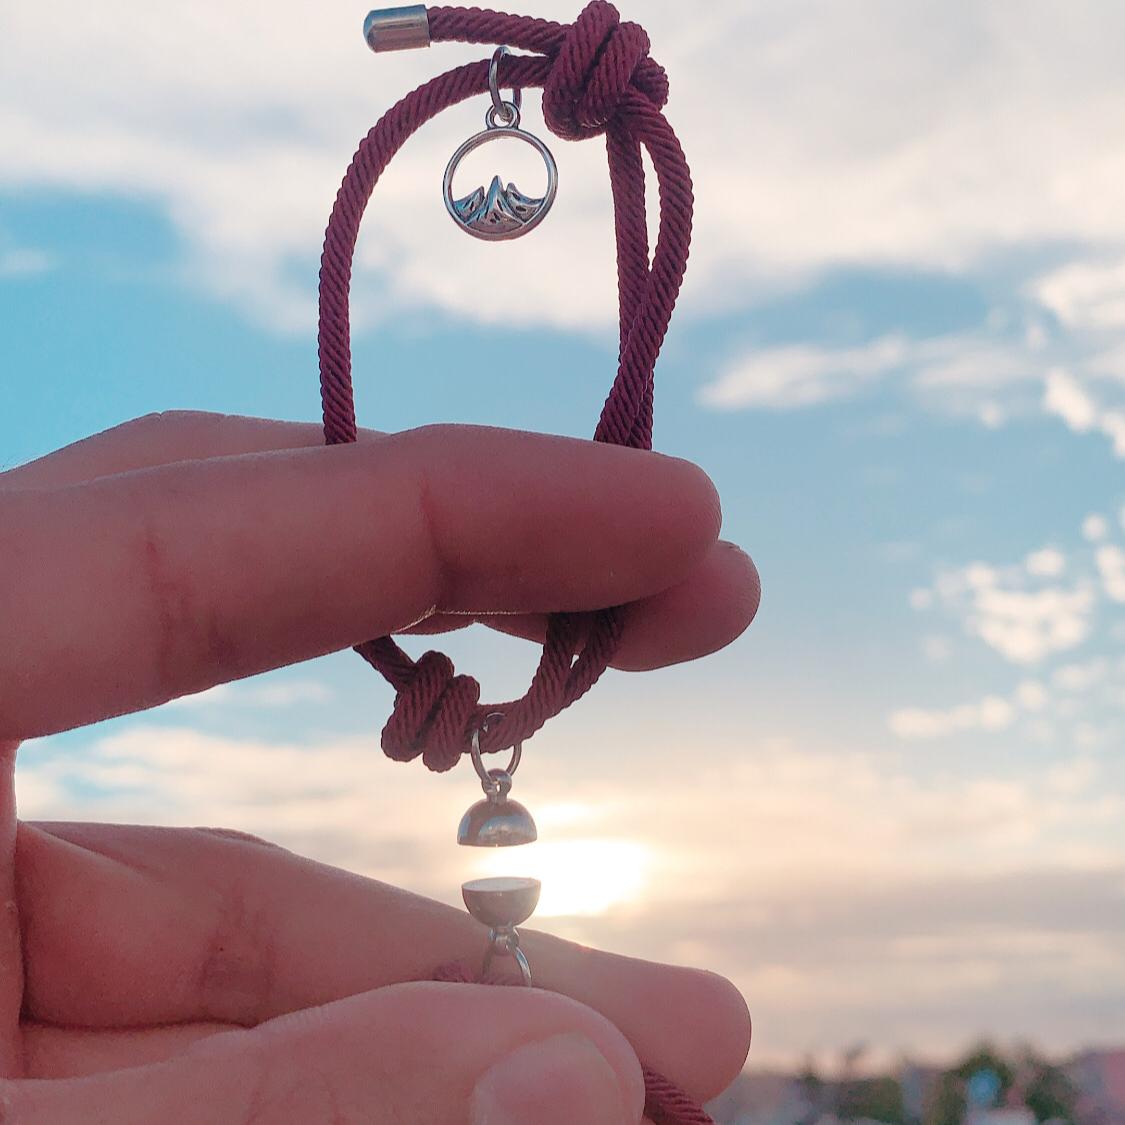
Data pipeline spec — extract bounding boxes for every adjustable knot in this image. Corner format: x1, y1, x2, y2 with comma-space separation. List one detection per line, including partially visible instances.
543, 0, 670, 142
381, 650, 480, 772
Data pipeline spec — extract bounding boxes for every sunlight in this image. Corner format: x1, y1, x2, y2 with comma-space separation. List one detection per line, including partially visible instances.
468, 836, 653, 918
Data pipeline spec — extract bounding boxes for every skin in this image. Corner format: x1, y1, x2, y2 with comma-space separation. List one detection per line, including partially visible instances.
0, 411, 761, 1123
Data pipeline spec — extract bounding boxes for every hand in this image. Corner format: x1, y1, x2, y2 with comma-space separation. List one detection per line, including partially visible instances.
0, 412, 760, 1123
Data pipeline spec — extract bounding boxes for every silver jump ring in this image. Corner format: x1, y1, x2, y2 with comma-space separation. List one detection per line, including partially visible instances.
488, 46, 522, 126
486, 100, 521, 130
482, 927, 533, 986
471, 722, 522, 790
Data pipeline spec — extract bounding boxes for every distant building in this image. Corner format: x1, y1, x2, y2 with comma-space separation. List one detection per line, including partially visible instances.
1069, 1049, 1125, 1125
706, 1071, 818, 1125
966, 1108, 1037, 1125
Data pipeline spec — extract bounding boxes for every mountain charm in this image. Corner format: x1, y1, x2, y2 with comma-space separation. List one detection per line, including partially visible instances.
441, 86, 559, 242
452, 175, 545, 237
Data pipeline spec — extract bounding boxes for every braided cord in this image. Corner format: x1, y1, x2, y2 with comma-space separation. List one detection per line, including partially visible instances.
317, 0, 694, 769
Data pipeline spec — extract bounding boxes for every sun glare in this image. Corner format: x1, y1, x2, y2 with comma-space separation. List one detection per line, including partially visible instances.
469, 837, 653, 917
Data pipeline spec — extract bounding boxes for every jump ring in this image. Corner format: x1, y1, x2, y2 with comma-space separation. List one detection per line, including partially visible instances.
488, 46, 522, 125
485, 100, 521, 130
471, 722, 522, 790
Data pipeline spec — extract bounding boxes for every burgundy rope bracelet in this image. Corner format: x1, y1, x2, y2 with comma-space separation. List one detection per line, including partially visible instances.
318, 0, 693, 770
317, 3, 716, 1121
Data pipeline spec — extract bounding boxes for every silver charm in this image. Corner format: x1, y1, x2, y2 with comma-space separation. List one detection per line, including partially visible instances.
462, 876, 540, 985
442, 46, 559, 241
457, 732, 538, 847
458, 719, 540, 985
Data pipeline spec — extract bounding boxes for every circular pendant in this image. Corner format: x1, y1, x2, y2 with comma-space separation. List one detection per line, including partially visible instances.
443, 107, 559, 242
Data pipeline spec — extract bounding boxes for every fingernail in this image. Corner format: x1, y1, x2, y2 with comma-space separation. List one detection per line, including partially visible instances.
471, 1032, 634, 1125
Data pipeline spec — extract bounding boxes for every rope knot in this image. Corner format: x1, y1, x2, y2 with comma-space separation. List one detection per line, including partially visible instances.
543, 0, 670, 141
380, 650, 480, 772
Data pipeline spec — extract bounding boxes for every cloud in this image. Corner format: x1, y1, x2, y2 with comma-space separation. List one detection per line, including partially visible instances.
1016, 680, 1049, 711
928, 559, 1096, 665
699, 326, 1125, 466
6, 0, 1125, 336
699, 330, 1041, 414
889, 694, 1015, 739
1096, 544, 1125, 602
921, 634, 954, 663
699, 335, 908, 409
888, 678, 1057, 741
900, 510, 1125, 750
1044, 369, 1098, 431
1084, 513, 1111, 541
1033, 256, 1125, 330
611, 864, 1125, 1063
1053, 659, 1110, 693
697, 322, 1101, 431
0, 246, 51, 278
1044, 372, 1125, 458
1025, 547, 1067, 578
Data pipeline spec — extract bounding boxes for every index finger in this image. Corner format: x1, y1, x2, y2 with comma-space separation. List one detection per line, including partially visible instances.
0, 425, 720, 739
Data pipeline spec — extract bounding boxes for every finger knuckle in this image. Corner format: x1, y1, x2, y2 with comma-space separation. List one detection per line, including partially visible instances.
196, 826, 282, 850
196, 872, 280, 1026
133, 517, 250, 703
119, 409, 212, 441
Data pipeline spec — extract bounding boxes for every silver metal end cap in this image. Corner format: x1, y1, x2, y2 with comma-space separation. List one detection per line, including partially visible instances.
363, 6, 431, 53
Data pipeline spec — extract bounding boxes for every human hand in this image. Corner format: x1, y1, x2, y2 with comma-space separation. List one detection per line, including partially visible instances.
0, 412, 760, 1122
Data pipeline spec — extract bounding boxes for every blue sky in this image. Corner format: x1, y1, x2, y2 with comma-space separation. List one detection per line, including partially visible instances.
3, 0, 1125, 1070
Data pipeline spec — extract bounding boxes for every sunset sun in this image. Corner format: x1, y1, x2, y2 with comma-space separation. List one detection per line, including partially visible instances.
469, 836, 653, 918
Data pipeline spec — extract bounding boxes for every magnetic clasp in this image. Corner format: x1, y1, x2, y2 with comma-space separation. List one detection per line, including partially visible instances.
363, 5, 431, 52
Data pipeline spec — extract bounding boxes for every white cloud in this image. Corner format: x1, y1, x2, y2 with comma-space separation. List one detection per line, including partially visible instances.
921, 552, 1099, 666
700, 334, 908, 410
921, 634, 953, 663
6, 0, 1125, 334
978, 401, 1006, 428
1033, 257, 1125, 330
699, 328, 1054, 415
1096, 544, 1125, 602
1025, 546, 1066, 578
1016, 680, 1049, 711
889, 695, 1015, 739
698, 321, 1125, 468
1045, 756, 1098, 796
0, 247, 51, 278
1053, 659, 1109, 693
909, 588, 934, 610
1083, 513, 1110, 541
902, 507, 1125, 751
698, 323, 1125, 444
972, 583, 1094, 664
1044, 375, 1125, 459
1044, 369, 1098, 432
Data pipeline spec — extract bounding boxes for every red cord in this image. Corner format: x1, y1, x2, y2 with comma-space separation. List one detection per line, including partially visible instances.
319, 10, 712, 1118
318, 1, 694, 770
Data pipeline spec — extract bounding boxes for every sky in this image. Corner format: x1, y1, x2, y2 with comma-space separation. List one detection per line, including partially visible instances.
3, 0, 1125, 1072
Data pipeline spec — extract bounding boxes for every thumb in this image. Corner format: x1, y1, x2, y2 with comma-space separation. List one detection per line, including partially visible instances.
8, 982, 647, 1125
